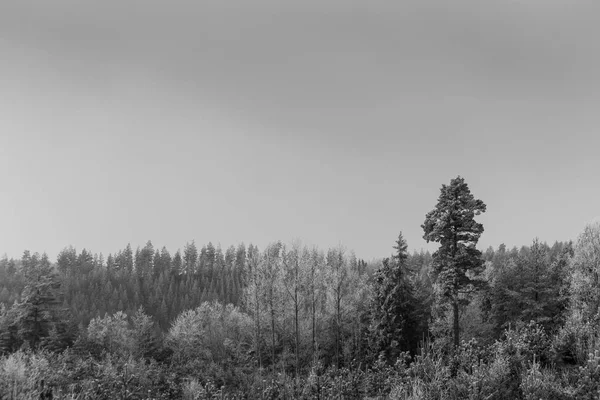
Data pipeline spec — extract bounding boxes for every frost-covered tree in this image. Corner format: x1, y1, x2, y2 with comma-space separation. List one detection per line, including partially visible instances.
370, 232, 419, 359
570, 221, 600, 323
422, 176, 487, 348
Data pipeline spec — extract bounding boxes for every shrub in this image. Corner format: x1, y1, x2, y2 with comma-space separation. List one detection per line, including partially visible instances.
552, 312, 600, 366
521, 361, 575, 400
574, 350, 600, 399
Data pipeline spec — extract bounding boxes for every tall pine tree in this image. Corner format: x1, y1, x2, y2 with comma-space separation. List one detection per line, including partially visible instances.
422, 176, 487, 348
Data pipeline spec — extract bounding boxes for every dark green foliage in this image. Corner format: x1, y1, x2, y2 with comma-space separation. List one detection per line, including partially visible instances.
489, 240, 573, 336
16, 275, 61, 348
13, 252, 74, 351
56, 246, 77, 276
422, 176, 487, 347
183, 241, 198, 274
0, 304, 20, 354
519, 239, 555, 327
135, 240, 154, 278
370, 232, 420, 360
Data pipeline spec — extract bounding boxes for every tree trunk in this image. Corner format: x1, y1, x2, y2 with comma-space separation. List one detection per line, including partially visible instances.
271, 296, 276, 374
255, 293, 261, 370
312, 291, 316, 359
295, 289, 299, 377
336, 294, 340, 368
453, 300, 460, 348
312, 276, 316, 358
452, 213, 460, 349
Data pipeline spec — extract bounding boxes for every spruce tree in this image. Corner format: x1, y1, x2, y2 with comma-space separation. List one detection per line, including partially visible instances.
371, 232, 419, 360
520, 239, 553, 326
14, 252, 70, 349
183, 241, 198, 274
136, 240, 154, 277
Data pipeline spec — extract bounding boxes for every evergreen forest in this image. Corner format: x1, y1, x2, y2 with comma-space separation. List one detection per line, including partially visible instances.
1, 176, 600, 399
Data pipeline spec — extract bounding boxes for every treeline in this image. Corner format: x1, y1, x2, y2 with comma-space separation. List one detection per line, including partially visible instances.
1, 242, 254, 330
0, 239, 432, 364
1, 176, 600, 399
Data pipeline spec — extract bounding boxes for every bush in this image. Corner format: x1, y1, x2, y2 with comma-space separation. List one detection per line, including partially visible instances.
521, 361, 575, 400
574, 350, 600, 399
552, 313, 600, 366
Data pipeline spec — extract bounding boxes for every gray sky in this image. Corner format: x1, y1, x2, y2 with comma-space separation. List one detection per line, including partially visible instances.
1, 0, 599, 261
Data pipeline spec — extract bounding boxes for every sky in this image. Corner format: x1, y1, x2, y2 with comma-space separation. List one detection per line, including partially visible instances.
1, 0, 599, 262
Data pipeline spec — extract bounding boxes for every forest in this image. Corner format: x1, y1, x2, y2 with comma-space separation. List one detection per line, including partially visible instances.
1, 176, 599, 399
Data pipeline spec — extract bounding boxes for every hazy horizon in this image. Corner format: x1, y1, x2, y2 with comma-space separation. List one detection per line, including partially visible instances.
1, 0, 599, 262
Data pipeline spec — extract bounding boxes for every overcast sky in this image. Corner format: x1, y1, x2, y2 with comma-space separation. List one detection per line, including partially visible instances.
1, 0, 599, 261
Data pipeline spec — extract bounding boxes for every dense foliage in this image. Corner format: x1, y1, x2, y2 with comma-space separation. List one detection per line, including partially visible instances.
422, 176, 487, 348
1, 176, 599, 399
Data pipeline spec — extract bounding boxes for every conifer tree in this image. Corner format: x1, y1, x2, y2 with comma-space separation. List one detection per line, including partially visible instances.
422, 176, 487, 348
172, 250, 183, 274
14, 252, 68, 349
156, 247, 171, 276
136, 240, 154, 277
121, 244, 134, 274
520, 239, 553, 326
371, 232, 419, 359
57, 246, 77, 276
0, 303, 19, 354
183, 241, 198, 274
205, 242, 216, 280
131, 306, 161, 359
